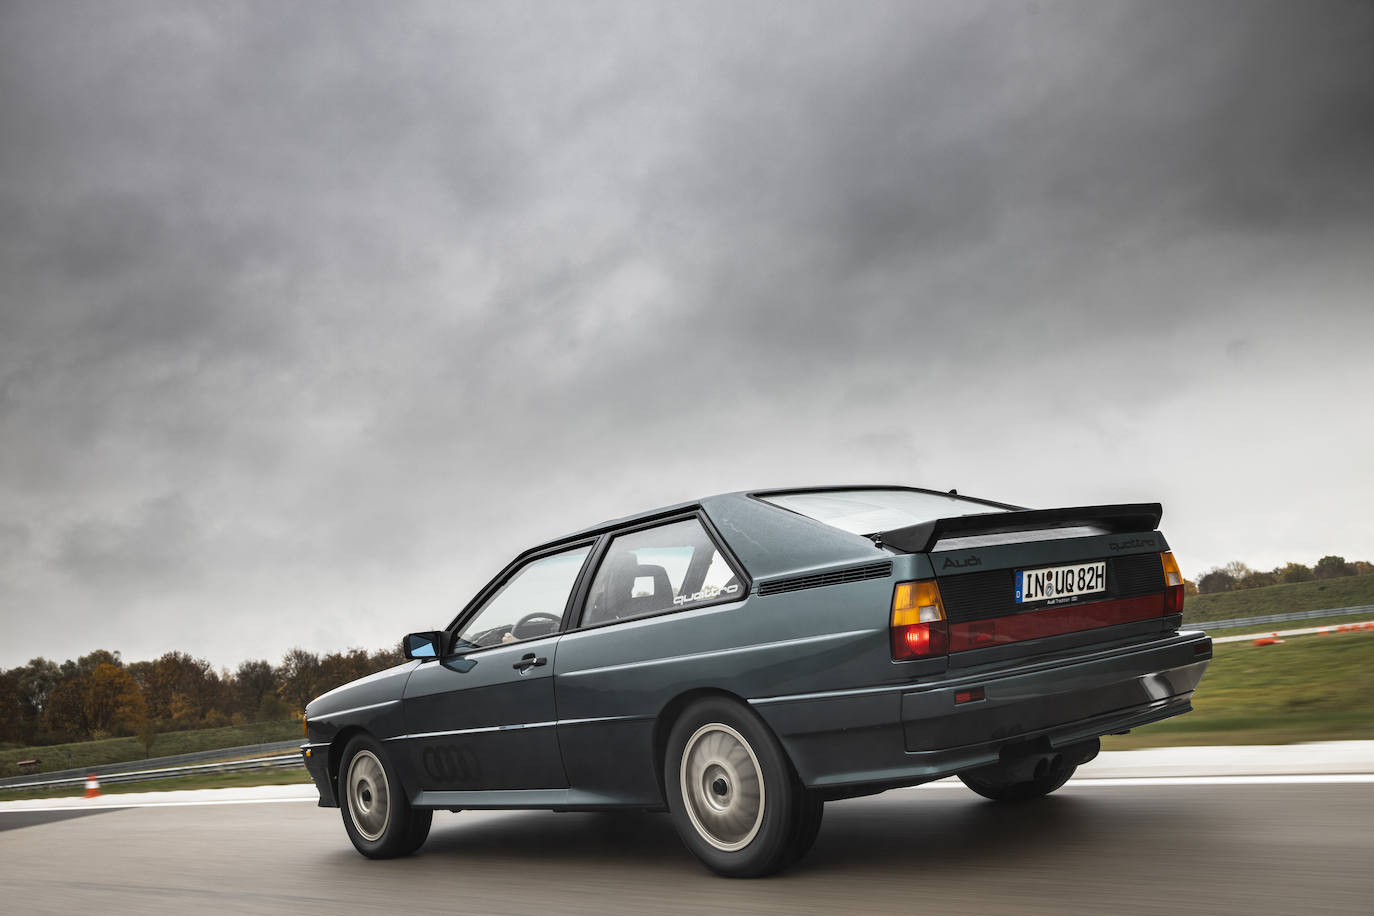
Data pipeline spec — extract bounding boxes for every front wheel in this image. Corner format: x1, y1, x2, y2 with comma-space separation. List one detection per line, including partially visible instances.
665, 698, 802, 878
338, 734, 432, 858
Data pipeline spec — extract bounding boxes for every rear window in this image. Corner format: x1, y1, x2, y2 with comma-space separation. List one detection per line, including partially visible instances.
760, 489, 1009, 535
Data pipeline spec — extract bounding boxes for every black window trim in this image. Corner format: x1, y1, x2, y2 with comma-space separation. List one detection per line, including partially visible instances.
564, 509, 751, 634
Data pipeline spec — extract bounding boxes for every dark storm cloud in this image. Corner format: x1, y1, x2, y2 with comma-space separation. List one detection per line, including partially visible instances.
651, 1, 1374, 343
1, 0, 1372, 668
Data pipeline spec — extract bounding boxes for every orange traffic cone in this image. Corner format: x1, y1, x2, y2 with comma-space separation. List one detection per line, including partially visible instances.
84, 774, 101, 798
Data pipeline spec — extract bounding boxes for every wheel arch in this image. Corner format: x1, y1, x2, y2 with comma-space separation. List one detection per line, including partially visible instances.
328, 725, 369, 791
651, 687, 768, 804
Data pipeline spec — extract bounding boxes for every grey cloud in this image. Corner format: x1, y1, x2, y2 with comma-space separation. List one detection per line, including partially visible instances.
0, 522, 31, 564
56, 493, 202, 589
1, 0, 1372, 668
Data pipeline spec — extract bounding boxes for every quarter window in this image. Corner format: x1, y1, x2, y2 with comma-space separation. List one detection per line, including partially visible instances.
581, 518, 742, 627
454, 545, 591, 650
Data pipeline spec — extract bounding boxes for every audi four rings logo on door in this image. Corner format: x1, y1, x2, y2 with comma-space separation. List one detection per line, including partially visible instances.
422, 745, 481, 785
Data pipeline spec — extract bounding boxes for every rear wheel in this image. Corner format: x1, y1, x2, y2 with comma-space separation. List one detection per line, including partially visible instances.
784, 789, 825, 867
665, 698, 801, 878
338, 734, 432, 858
959, 758, 1077, 802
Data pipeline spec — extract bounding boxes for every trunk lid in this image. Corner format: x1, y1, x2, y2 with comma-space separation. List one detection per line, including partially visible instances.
884, 505, 1179, 661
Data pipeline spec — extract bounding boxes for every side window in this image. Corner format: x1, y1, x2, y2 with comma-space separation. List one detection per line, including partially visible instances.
454, 544, 591, 650
581, 518, 742, 627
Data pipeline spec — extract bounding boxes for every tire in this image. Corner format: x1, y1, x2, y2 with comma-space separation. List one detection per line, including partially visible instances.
959, 758, 1077, 802
784, 789, 824, 868
338, 734, 432, 858
665, 697, 800, 878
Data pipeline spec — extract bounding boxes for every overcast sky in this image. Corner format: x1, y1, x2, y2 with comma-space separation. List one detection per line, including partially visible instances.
2, 0, 1372, 670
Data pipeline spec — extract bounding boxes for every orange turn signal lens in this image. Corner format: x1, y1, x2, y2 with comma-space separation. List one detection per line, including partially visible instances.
892, 580, 946, 626
1160, 552, 1183, 587
1161, 552, 1185, 614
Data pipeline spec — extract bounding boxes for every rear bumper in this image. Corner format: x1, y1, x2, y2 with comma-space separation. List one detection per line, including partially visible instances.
751, 629, 1211, 796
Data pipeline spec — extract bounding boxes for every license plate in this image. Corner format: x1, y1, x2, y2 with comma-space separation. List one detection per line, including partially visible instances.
1015, 561, 1106, 604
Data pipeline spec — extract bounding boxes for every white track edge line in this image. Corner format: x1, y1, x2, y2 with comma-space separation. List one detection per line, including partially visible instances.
3, 796, 317, 812
7, 773, 1374, 812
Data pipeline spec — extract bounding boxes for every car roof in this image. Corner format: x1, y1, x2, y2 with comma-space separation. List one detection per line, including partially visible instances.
559, 485, 1007, 539
548, 485, 984, 580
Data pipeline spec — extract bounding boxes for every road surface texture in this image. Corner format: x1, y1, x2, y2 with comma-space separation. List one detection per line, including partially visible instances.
3, 778, 1371, 915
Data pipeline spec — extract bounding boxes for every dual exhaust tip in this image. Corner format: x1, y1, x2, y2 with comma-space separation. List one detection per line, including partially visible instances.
976, 736, 1101, 784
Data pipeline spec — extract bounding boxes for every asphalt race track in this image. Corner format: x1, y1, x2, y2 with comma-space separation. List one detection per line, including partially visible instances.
2, 781, 1371, 915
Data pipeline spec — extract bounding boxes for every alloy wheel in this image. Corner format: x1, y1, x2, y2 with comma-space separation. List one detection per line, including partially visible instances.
346, 749, 391, 842
679, 722, 765, 851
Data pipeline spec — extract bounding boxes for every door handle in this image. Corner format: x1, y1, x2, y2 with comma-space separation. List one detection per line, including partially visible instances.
512, 653, 547, 672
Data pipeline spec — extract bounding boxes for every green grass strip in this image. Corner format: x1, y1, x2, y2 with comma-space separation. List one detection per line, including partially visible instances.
1104, 628, 1374, 749
1183, 575, 1374, 624
0, 720, 302, 779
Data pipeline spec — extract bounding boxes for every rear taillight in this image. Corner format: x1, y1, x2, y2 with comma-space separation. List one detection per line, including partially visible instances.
891, 579, 949, 660
1161, 552, 1185, 614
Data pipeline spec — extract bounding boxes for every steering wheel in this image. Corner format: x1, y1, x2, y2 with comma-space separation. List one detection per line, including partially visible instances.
510, 611, 561, 639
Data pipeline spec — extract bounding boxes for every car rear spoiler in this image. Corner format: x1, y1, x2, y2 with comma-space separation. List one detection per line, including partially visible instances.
877, 503, 1163, 554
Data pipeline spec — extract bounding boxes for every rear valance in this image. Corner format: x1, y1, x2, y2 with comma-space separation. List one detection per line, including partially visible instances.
878, 503, 1163, 554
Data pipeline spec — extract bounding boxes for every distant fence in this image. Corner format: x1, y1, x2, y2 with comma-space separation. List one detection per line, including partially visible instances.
0, 752, 304, 793
1196, 604, 1374, 632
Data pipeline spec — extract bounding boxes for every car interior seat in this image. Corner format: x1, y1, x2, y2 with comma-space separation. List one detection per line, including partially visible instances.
587, 553, 674, 624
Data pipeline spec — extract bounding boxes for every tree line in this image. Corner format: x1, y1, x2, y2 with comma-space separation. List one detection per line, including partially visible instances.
6, 555, 1368, 746
1195, 554, 1373, 595
0, 645, 402, 750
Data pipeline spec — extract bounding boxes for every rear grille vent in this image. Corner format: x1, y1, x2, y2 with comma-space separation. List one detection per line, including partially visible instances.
1111, 552, 1166, 595
758, 561, 893, 596
939, 553, 1164, 624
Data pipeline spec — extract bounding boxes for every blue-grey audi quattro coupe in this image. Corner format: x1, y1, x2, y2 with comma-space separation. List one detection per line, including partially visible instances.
302, 486, 1210, 876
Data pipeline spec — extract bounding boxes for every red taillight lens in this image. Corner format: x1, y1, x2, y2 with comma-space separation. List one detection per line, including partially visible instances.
1161, 552, 1185, 614
892, 621, 949, 658
892, 580, 949, 660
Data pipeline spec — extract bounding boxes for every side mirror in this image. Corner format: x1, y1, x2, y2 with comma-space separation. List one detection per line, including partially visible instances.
403, 631, 445, 660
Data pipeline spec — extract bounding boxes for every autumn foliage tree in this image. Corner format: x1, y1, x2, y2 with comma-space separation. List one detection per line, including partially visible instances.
1196, 555, 1371, 594
277, 648, 322, 717
0, 645, 401, 748
1277, 562, 1314, 584
85, 664, 145, 735
1197, 569, 1236, 594
1313, 555, 1354, 580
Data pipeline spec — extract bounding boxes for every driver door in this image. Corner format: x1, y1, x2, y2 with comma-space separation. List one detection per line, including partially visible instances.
401, 542, 592, 793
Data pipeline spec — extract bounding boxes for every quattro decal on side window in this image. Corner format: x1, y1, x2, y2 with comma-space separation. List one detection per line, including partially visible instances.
673, 583, 741, 606
583, 517, 743, 626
